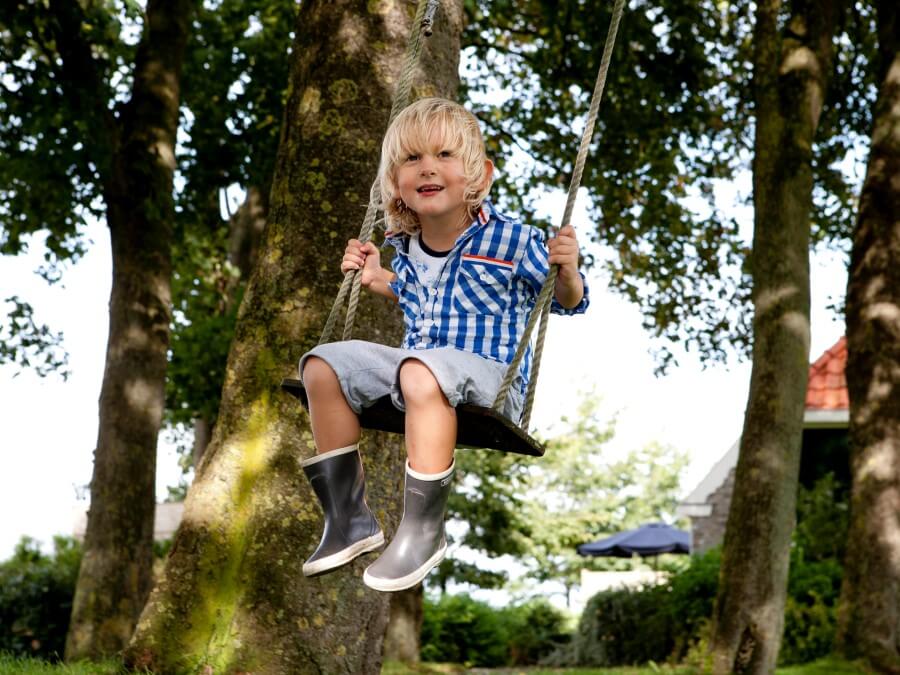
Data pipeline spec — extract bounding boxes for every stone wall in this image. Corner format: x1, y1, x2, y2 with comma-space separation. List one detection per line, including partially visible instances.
690, 467, 736, 553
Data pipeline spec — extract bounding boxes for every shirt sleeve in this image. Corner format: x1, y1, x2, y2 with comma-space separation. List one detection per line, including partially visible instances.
388, 252, 405, 298
383, 234, 407, 299
516, 227, 590, 316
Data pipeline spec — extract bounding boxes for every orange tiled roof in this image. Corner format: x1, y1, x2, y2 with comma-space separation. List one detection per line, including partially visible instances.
805, 337, 848, 410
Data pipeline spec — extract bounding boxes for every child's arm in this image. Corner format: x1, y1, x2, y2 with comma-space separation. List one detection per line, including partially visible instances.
342, 239, 398, 303
547, 225, 585, 309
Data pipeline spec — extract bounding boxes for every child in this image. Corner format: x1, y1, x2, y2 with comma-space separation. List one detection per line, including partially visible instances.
298, 98, 589, 592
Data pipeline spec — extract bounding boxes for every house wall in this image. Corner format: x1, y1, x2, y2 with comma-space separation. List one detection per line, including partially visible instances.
689, 467, 736, 553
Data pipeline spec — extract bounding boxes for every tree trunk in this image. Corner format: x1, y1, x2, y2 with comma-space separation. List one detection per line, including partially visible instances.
64, 0, 193, 660
835, 3, 900, 671
192, 186, 268, 467
709, 1, 840, 672
228, 185, 269, 287
384, 585, 424, 663
124, 2, 463, 672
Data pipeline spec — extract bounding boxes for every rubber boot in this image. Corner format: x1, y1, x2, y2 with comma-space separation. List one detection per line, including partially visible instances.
301, 445, 384, 577
363, 460, 454, 592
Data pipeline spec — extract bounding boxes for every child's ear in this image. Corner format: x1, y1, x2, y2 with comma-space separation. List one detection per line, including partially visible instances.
482, 159, 495, 190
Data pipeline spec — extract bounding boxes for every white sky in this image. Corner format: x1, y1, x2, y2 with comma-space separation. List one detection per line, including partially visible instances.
0, 187, 847, 559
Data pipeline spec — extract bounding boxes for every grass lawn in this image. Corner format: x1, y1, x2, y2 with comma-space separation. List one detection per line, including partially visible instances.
384, 656, 874, 674
776, 657, 875, 674
0, 654, 123, 674
0, 655, 873, 674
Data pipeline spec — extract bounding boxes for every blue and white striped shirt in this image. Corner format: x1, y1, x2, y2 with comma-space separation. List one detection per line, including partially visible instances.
383, 200, 589, 392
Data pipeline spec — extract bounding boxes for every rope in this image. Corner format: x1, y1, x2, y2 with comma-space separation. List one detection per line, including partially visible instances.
318, 0, 440, 345
493, 0, 626, 426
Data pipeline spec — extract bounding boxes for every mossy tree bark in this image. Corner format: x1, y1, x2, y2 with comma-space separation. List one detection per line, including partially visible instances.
63, 0, 193, 660
835, 3, 900, 671
708, 1, 841, 672
384, 585, 424, 663
124, 1, 463, 672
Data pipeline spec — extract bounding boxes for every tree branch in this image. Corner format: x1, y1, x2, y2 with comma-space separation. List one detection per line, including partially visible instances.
46, 0, 120, 187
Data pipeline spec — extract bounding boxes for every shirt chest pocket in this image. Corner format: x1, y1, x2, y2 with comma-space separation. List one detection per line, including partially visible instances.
452, 258, 514, 314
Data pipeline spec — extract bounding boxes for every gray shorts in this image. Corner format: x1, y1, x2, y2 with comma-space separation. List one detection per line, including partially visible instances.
298, 341, 524, 423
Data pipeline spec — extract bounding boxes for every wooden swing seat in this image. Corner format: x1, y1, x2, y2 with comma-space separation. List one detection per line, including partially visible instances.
280, 378, 544, 457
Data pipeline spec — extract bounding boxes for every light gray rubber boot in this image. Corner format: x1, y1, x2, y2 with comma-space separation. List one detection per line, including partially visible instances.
301, 445, 384, 577
363, 460, 454, 592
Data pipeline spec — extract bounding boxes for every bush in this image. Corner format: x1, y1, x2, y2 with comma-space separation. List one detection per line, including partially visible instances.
500, 598, 571, 666
780, 557, 843, 665
571, 582, 672, 666
565, 548, 720, 667
664, 547, 721, 660
0, 537, 82, 660
567, 508, 848, 668
420, 594, 570, 667
421, 594, 508, 667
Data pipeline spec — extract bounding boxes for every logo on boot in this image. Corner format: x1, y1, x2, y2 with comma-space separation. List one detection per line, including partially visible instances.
440, 477, 452, 487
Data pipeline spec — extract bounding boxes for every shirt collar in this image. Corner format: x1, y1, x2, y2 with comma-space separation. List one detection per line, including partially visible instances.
382, 200, 496, 254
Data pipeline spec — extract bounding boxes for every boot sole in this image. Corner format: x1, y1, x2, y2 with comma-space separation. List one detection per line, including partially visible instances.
362, 541, 447, 592
302, 531, 385, 577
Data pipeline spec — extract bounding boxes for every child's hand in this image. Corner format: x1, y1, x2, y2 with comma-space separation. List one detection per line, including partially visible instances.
548, 225, 580, 282
342, 239, 383, 287
549, 225, 585, 309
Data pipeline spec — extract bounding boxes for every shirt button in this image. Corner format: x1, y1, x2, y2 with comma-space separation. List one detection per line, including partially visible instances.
431, 288, 438, 296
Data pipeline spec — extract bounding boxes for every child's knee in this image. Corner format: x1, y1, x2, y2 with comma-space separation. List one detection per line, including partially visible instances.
302, 356, 339, 393
399, 359, 445, 405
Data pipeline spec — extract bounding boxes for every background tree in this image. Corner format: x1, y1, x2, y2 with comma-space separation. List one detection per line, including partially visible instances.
709, 1, 842, 672
64, 0, 194, 659
522, 396, 687, 606
434, 451, 533, 590
124, 1, 465, 671
1, 0, 194, 659
835, 1, 900, 671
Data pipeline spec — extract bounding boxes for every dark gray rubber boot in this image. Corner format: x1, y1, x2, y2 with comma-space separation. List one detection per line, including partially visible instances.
301, 445, 384, 577
363, 459, 454, 592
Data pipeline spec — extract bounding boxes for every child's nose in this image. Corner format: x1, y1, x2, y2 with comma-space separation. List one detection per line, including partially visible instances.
419, 155, 437, 174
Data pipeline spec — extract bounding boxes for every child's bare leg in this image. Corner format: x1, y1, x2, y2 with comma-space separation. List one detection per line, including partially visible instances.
398, 359, 456, 472
302, 356, 361, 453
298, 355, 382, 577
363, 358, 454, 592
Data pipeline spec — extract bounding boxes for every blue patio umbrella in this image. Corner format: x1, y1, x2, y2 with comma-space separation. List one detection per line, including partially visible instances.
576, 522, 690, 558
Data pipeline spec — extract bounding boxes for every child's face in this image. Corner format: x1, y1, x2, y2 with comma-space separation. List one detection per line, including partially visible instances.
395, 132, 470, 230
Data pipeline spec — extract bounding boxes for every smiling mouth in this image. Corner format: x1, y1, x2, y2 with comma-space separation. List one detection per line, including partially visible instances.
417, 185, 444, 193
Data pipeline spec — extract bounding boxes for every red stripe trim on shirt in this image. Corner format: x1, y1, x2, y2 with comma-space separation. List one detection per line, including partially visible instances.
462, 253, 514, 268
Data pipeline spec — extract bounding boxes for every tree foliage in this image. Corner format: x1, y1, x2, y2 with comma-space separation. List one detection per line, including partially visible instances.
462, 0, 876, 370
435, 394, 686, 599
464, 0, 752, 369
522, 395, 687, 599
0, 297, 69, 379
436, 450, 534, 590
0, 537, 82, 661
0, 0, 142, 373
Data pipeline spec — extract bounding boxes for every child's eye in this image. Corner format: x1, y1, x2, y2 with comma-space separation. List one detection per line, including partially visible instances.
405, 154, 419, 162
438, 150, 453, 158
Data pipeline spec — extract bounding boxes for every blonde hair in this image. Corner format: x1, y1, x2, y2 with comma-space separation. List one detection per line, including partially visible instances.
378, 98, 491, 235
